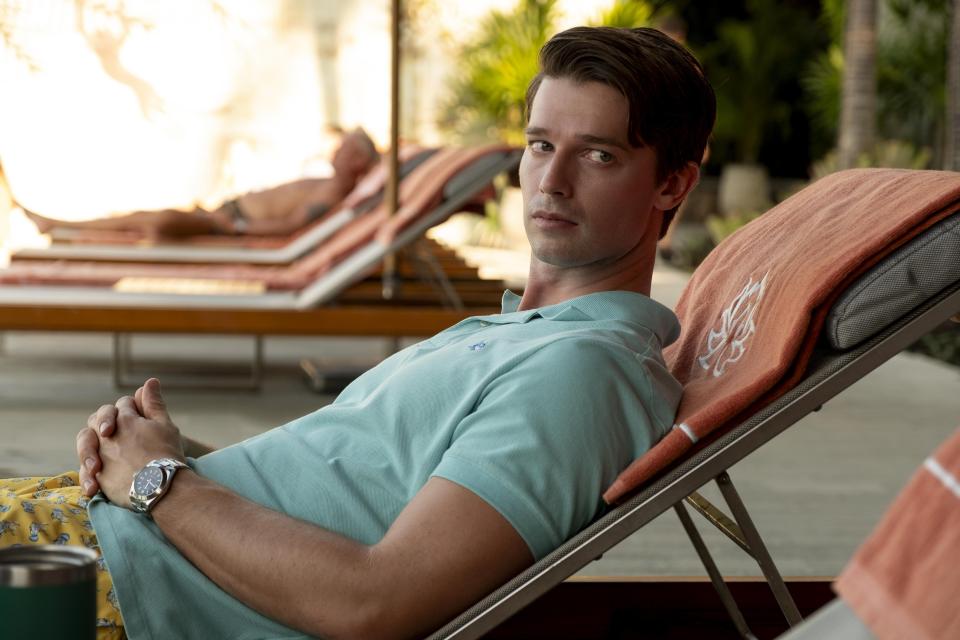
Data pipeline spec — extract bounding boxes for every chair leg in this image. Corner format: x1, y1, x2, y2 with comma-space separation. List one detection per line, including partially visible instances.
301, 340, 399, 394
715, 471, 803, 626
674, 501, 756, 639
113, 332, 131, 389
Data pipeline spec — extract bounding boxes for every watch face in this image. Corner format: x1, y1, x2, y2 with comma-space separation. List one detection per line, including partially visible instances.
134, 466, 164, 496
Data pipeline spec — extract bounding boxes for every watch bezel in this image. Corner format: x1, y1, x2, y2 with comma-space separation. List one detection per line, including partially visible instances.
129, 459, 188, 514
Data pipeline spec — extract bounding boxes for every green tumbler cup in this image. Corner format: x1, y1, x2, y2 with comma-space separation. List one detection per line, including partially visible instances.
0, 545, 98, 640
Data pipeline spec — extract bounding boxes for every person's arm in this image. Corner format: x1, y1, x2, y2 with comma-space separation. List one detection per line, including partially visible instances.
239, 210, 324, 236
152, 471, 529, 639
79, 379, 532, 640
231, 174, 353, 236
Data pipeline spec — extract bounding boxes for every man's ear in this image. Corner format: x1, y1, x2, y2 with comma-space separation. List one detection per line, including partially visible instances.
653, 161, 700, 212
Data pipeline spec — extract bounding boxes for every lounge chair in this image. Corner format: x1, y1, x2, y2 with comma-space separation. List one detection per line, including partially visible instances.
0, 145, 519, 307
13, 146, 440, 264
0, 146, 519, 387
9, 147, 493, 266
426, 168, 960, 639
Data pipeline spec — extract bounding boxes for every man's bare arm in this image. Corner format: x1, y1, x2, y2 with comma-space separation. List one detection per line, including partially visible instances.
83, 379, 532, 640
152, 473, 531, 640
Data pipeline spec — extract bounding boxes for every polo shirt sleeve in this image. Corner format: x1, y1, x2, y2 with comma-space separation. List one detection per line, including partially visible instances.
431, 336, 675, 560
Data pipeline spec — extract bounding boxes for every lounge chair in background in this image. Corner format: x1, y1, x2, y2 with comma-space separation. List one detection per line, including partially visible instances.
0, 146, 521, 387
10, 146, 439, 264
0, 146, 516, 301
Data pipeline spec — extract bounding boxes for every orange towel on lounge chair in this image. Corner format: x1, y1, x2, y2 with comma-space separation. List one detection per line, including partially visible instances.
603, 169, 960, 504
833, 427, 960, 640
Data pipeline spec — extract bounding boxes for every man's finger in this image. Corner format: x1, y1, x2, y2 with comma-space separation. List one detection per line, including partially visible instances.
92, 404, 118, 437
86, 404, 114, 432
75, 427, 101, 496
140, 378, 169, 421
75, 427, 100, 461
115, 395, 139, 418
134, 386, 145, 415
78, 465, 99, 497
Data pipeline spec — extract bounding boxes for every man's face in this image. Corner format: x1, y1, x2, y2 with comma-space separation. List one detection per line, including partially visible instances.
520, 76, 664, 272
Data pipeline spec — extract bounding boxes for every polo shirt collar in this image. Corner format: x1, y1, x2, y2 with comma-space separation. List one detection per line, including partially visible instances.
480, 289, 680, 345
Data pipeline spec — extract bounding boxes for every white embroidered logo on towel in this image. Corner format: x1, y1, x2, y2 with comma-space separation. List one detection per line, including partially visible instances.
697, 272, 768, 377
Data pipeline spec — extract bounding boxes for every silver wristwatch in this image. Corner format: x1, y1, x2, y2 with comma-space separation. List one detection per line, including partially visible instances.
129, 458, 189, 514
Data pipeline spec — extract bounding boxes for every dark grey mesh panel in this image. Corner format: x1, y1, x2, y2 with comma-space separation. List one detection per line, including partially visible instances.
826, 213, 960, 349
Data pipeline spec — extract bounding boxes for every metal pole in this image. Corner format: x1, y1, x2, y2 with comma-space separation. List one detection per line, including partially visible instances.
715, 472, 803, 626
674, 502, 756, 639
382, 0, 401, 300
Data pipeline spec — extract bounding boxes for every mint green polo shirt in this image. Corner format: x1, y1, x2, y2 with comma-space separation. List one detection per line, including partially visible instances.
89, 290, 681, 639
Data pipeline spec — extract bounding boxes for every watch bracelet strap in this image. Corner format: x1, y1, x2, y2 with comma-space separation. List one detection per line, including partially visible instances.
149, 457, 189, 471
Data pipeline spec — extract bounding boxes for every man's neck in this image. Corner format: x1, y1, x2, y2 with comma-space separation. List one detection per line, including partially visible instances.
517, 255, 654, 311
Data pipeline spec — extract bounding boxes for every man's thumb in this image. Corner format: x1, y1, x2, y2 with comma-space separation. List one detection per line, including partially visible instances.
142, 378, 168, 419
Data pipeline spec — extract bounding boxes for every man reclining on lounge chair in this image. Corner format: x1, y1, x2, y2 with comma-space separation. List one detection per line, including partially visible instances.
20, 129, 379, 239
0, 26, 715, 640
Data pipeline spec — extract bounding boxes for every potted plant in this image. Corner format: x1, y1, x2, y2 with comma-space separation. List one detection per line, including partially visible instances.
705, 0, 821, 214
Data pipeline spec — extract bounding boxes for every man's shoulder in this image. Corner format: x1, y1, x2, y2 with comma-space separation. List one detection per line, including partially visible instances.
525, 320, 663, 361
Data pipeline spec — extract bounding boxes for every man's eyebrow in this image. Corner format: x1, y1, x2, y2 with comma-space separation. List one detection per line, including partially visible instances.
578, 134, 632, 151
524, 127, 634, 151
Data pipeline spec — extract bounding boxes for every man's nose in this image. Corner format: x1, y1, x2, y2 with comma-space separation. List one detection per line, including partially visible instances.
538, 156, 572, 197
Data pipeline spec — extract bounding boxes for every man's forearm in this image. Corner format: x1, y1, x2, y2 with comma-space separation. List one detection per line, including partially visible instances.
151, 470, 383, 640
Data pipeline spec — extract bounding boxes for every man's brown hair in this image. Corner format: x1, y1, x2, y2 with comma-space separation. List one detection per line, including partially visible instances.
525, 26, 716, 236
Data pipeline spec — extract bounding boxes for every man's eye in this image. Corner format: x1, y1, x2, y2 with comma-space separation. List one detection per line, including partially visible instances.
586, 149, 614, 163
529, 140, 552, 153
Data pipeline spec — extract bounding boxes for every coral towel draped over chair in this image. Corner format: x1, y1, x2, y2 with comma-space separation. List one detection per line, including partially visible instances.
604, 168, 960, 504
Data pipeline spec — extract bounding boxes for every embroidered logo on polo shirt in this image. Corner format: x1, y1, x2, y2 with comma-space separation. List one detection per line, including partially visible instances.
467, 341, 487, 351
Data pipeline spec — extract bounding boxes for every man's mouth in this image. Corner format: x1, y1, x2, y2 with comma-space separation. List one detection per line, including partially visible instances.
531, 210, 577, 228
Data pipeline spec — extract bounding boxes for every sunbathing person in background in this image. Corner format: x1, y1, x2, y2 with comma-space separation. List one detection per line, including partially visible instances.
21, 128, 379, 239
0, 26, 715, 640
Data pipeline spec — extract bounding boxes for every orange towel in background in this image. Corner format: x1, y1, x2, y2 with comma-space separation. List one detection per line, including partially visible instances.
834, 427, 960, 640
604, 169, 960, 504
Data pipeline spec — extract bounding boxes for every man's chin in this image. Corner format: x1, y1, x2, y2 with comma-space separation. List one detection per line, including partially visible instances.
529, 248, 588, 270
